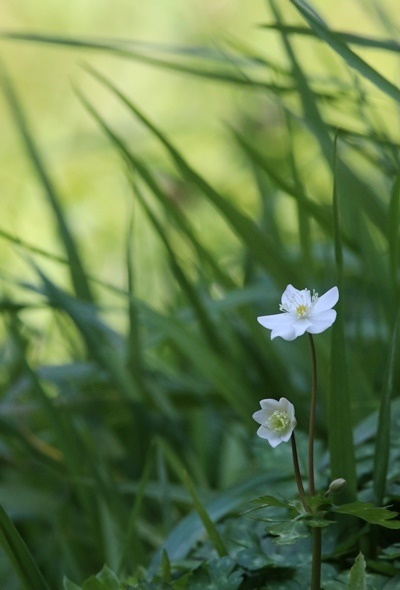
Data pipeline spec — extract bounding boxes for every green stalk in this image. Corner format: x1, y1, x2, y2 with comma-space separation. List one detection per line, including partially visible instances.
308, 333, 317, 496
311, 527, 322, 590
307, 333, 321, 590
291, 433, 310, 513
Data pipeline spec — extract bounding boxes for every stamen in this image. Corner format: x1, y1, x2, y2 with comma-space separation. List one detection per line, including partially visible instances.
279, 288, 318, 318
267, 410, 290, 432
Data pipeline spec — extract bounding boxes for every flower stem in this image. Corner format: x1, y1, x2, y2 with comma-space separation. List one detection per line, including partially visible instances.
290, 433, 310, 513
311, 527, 322, 590
308, 333, 317, 496
308, 333, 322, 590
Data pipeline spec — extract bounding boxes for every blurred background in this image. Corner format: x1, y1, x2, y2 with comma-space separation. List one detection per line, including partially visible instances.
1, 0, 399, 307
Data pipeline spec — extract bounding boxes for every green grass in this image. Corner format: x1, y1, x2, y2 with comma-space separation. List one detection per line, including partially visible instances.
0, 0, 400, 588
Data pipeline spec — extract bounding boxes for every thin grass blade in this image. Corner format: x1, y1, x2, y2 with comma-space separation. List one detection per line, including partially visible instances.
373, 312, 400, 505
0, 62, 93, 303
78, 65, 299, 284
290, 0, 400, 104
261, 23, 400, 52
328, 135, 357, 500
0, 503, 50, 590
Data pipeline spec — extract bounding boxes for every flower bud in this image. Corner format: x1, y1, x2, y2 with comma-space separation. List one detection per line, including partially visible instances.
324, 478, 346, 497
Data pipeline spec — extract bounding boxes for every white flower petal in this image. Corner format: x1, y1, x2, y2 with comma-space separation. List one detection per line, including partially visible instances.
259, 399, 281, 413
266, 432, 284, 447
280, 284, 298, 308
271, 325, 297, 341
280, 425, 296, 442
257, 313, 293, 329
278, 397, 295, 418
313, 286, 339, 313
256, 425, 273, 440
307, 310, 337, 334
292, 319, 312, 338
252, 409, 266, 425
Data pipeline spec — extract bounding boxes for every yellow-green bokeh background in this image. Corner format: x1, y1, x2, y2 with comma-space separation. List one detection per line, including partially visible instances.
1, 0, 399, 306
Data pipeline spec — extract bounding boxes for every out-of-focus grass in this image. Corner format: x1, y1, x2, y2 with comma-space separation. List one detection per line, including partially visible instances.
0, 1, 400, 588
1, 0, 399, 305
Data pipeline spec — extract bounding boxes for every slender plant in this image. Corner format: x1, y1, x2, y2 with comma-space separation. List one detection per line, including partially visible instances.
253, 284, 400, 588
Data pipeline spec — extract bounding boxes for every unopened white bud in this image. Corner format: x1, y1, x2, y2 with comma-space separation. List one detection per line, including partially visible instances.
324, 478, 346, 497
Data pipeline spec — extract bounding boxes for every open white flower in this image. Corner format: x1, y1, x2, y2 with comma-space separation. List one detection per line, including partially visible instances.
257, 284, 339, 341
253, 397, 297, 447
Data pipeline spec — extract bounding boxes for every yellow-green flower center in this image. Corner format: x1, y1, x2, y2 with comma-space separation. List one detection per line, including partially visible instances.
267, 410, 290, 432
296, 304, 308, 318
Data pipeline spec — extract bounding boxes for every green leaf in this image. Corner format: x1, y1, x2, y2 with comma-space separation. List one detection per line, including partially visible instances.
267, 520, 310, 546
0, 503, 51, 590
327, 133, 357, 500
373, 312, 400, 505
252, 495, 292, 509
190, 557, 242, 590
334, 502, 400, 529
82, 566, 122, 590
347, 552, 367, 590
63, 579, 82, 590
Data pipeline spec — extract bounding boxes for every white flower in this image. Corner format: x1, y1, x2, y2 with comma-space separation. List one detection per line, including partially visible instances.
253, 397, 297, 447
257, 284, 339, 341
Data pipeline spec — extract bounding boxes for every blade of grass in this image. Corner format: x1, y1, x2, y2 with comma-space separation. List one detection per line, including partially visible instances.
156, 439, 228, 558
229, 126, 334, 235
0, 30, 296, 92
125, 206, 143, 383
78, 65, 300, 285
388, 172, 400, 298
290, 0, 400, 104
143, 305, 252, 420
269, 0, 386, 237
121, 160, 236, 290
0, 503, 50, 590
328, 133, 356, 500
182, 470, 228, 558
0, 61, 93, 303
261, 23, 400, 52
117, 446, 154, 574
130, 178, 224, 353
6, 315, 109, 561
373, 311, 400, 505
148, 468, 296, 574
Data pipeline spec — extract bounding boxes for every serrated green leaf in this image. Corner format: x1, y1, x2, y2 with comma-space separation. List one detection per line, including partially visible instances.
268, 520, 310, 546
252, 495, 292, 509
347, 552, 366, 590
334, 502, 400, 529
